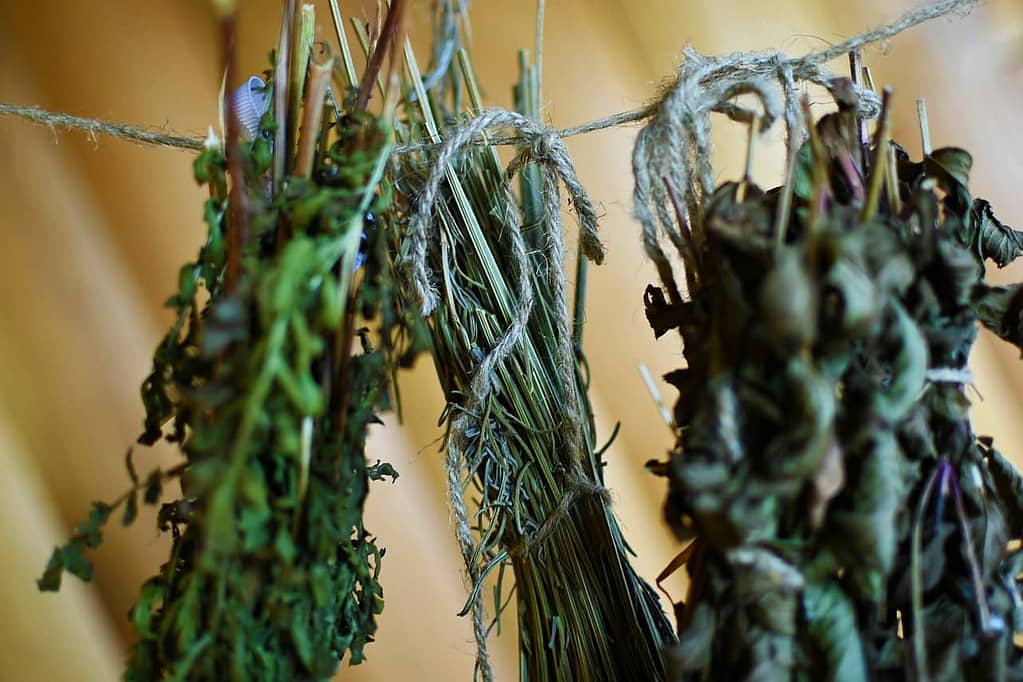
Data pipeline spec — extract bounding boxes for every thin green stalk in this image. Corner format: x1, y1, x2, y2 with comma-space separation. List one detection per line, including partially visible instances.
861, 87, 894, 222
329, 0, 358, 88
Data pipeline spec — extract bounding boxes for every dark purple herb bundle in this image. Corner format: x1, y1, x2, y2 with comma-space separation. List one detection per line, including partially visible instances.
646, 82, 1023, 680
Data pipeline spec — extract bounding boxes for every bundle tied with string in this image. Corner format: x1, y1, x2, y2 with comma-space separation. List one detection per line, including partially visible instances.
397, 88, 673, 679
633, 0, 974, 301
404, 108, 606, 679
630, 0, 1023, 679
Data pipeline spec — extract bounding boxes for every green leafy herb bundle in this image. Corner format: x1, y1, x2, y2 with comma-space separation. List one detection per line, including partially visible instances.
391, 24, 675, 682
646, 78, 1023, 679
37, 2, 419, 679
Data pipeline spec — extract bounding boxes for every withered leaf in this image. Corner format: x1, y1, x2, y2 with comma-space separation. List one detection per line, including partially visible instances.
972, 198, 1023, 268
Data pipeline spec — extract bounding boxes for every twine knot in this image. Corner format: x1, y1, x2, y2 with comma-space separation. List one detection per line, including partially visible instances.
403, 108, 606, 317
523, 126, 562, 164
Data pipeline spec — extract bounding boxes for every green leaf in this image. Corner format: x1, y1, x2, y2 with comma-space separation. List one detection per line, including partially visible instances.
972, 198, 1023, 268
131, 577, 167, 640
974, 283, 1023, 352
123, 450, 140, 525
37, 548, 68, 592
873, 301, 928, 421
760, 248, 817, 350
123, 492, 139, 526
829, 429, 902, 576
367, 460, 399, 482
792, 139, 815, 202
143, 469, 163, 505
803, 581, 867, 682
58, 542, 95, 582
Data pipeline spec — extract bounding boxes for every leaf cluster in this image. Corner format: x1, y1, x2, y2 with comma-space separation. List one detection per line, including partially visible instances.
38, 60, 422, 680
648, 81, 1023, 680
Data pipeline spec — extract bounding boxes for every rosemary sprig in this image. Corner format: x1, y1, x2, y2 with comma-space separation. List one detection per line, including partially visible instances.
391, 25, 674, 682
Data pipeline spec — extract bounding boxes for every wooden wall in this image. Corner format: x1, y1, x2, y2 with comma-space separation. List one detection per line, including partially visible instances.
1, 1, 1021, 679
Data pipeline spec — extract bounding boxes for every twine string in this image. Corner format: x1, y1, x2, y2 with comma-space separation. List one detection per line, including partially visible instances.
633, 0, 975, 297
0, 0, 975, 159
0, 103, 206, 151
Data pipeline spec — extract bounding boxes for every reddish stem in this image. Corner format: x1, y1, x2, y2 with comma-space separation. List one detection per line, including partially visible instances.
353, 0, 408, 112
222, 14, 248, 294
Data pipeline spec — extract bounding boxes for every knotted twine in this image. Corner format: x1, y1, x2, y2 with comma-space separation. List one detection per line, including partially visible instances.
634, 0, 976, 304
403, 107, 605, 681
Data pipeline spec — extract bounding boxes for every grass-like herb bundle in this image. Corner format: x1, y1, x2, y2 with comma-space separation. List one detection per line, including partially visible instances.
645, 73, 1023, 679
36, 2, 420, 679
390, 25, 675, 682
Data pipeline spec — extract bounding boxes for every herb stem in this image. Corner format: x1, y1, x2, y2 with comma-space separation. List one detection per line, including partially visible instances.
572, 242, 588, 351
736, 114, 759, 203
947, 466, 993, 635
849, 49, 869, 152
861, 87, 893, 222
354, 0, 407, 113
774, 137, 799, 248
329, 0, 359, 89
886, 140, 902, 216
286, 5, 316, 172
801, 96, 828, 237
272, 0, 296, 193
917, 97, 932, 157
221, 11, 247, 294
295, 54, 332, 179
911, 461, 943, 682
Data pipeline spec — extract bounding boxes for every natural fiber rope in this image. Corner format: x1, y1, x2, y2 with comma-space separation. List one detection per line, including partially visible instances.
634, 0, 975, 300
0, 0, 975, 160
0, 103, 205, 151
405, 109, 603, 316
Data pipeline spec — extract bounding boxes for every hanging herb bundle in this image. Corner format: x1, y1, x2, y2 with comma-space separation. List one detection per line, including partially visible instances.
642, 63, 1023, 679
36, 1, 421, 679
390, 14, 675, 682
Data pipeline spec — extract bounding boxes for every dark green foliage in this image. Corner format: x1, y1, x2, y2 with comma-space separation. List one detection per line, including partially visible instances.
38, 73, 422, 678
649, 83, 1023, 680
38, 502, 113, 590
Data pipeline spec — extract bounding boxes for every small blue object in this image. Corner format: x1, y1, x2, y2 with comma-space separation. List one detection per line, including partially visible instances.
354, 230, 368, 270
230, 76, 271, 138
354, 212, 373, 270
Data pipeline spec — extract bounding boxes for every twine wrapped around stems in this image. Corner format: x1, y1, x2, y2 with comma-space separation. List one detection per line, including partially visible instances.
402, 107, 607, 680
633, 0, 975, 303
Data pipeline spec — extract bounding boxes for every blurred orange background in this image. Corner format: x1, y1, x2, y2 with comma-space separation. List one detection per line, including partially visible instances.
2, 1, 1023, 679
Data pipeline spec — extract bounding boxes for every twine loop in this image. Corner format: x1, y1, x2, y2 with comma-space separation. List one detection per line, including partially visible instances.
508, 476, 612, 559
633, 0, 975, 302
